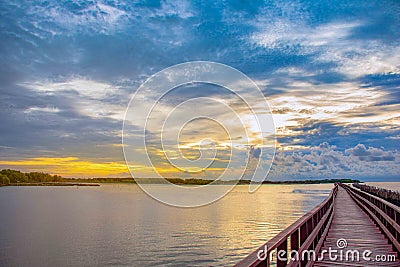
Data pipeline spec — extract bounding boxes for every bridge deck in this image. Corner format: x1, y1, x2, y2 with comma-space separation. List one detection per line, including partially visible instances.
314, 186, 400, 266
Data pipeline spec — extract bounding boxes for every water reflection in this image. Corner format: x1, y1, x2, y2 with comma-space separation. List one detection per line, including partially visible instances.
0, 184, 334, 266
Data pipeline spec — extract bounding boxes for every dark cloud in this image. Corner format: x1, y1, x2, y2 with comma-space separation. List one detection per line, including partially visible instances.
345, 144, 396, 161
249, 146, 261, 159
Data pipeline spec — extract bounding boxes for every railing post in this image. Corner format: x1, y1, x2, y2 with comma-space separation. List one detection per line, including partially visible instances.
290, 229, 299, 253
276, 240, 288, 267
397, 211, 400, 246
306, 219, 313, 248
300, 224, 307, 245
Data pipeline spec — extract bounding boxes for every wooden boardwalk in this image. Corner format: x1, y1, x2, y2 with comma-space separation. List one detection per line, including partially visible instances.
314, 186, 400, 266
235, 183, 400, 267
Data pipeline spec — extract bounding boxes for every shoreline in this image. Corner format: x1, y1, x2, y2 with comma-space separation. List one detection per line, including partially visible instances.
0, 178, 361, 187
2, 182, 100, 187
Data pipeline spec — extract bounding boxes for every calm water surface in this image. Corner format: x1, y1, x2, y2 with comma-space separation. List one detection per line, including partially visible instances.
0, 184, 336, 266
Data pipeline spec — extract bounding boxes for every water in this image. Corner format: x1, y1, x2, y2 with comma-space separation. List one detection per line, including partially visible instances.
0, 184, 335, 266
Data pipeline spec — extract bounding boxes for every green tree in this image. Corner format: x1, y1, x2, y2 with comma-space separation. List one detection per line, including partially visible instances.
0, 169, 63, 183
0, 169, 27, 183
0, 174, 10, 185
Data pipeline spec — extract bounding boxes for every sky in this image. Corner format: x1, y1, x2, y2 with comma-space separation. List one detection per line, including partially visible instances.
0, 0, 399, 181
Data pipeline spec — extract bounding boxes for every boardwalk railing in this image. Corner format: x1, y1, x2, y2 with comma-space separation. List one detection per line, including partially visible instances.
352, 183, 400, 206
235, 184, 338, 267
342, 183, 400, 257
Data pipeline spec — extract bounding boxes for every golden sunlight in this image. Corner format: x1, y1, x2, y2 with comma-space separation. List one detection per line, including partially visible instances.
0, 157, 129, 177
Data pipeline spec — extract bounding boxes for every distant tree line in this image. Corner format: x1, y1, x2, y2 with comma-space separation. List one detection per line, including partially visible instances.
262, 178, 361, 184
64, 177, 135, 183
0, 169, 362, 187
166, 178, 213, 185
0, 169, 63, 185
137, 178, 360, 185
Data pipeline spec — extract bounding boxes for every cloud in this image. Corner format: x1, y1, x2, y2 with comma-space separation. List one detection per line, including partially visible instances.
23, 106, 60, 114
345, 144, 396, 161
250, 17, 400, 78
27, 2, 128, 36
19, 78, 127, 120
253, 72, 400, 154
267, 79, 397, 131
152, 0, 194, 19
269, 142, 399, 180
251, 20, 360, 50
20, 78, 119, 99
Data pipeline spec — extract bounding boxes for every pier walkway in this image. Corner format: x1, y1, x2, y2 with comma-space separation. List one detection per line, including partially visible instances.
235, 183, 400, 267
